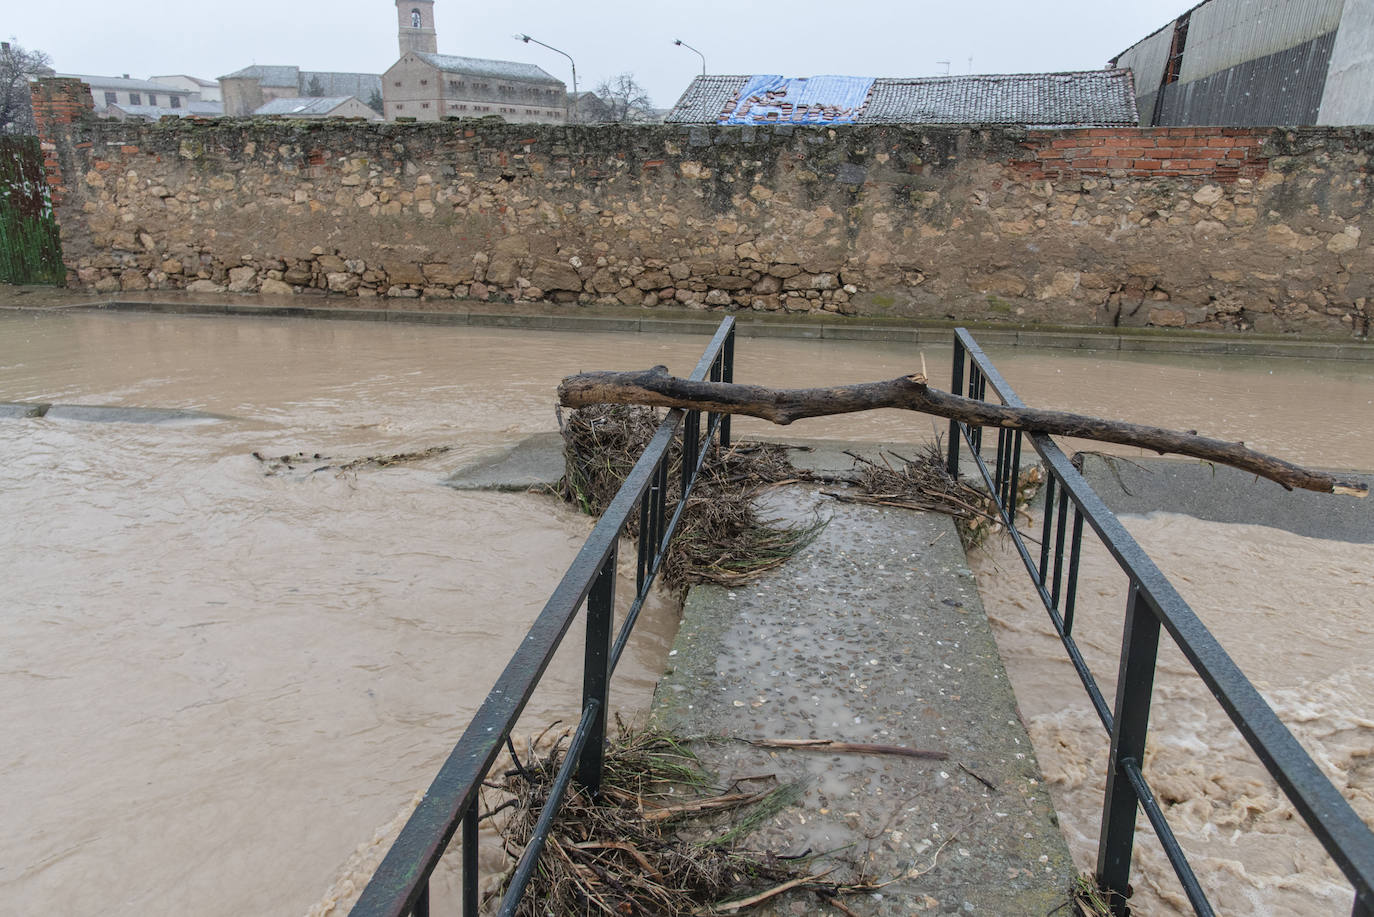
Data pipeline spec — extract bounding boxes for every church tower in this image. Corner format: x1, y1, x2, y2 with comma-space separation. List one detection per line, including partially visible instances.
397, 0, 438, 55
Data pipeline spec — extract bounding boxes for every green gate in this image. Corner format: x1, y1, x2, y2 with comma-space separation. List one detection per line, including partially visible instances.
1, 135, 65, 285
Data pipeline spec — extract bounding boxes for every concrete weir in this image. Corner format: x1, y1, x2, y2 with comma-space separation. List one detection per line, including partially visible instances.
651, 485, 1075, 914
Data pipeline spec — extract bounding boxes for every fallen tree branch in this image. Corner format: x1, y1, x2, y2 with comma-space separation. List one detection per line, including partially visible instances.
745, 738, 949, 760
557, 367, 1367, 497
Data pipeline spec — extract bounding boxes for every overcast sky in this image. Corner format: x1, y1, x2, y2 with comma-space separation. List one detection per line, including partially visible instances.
10, 0, 1191, 107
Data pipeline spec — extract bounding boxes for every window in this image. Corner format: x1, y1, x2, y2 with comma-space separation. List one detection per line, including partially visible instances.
396, 103, 405, 110
421, 102, 430, 109
129, 92, 141, 105
420, 79, 428, 86
394, 81, 402, 87
104, 91, 117, 105
170, 96, 181, 109
411, 9, 421, 28
146, 94, 157, 106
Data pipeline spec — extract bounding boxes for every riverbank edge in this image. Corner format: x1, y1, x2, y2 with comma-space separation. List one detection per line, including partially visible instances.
3, 286, 1372, 362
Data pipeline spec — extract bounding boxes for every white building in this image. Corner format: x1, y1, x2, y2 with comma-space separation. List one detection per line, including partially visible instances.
59, 73, 195, 113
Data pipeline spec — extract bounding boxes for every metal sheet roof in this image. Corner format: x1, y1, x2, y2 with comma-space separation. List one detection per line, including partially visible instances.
412, 52, 562, 85
59, 73, 195, 93
253, 96, 355, 116
666, 70, 1139, 126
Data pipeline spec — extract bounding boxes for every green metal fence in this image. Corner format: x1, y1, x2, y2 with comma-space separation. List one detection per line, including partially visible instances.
1, 135, 65, 285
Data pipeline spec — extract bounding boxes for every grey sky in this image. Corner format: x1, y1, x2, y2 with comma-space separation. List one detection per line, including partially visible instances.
11, 0, 1192, 108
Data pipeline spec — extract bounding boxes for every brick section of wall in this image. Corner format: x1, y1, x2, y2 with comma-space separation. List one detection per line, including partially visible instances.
1015, 128, 1270, 183
28, 77, 95, 204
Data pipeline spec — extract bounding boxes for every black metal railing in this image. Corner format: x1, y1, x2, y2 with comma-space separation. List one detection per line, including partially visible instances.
948, 328, 1374, 917
349, 317, 736, 917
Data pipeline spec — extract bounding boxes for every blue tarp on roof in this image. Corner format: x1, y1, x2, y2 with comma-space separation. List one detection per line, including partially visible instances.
720, 75, 875, 124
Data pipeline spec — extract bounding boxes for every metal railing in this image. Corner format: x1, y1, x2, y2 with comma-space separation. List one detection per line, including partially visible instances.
947, 328, 1374, 916
349, 317, 736, 917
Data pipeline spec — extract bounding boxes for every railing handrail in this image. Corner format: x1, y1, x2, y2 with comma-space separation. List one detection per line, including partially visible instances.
350, 317, 736, 917
950, 327, 1374, 915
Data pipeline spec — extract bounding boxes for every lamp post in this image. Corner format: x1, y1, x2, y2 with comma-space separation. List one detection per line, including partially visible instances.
514, 33, 577, 122
673, 39, 706, 76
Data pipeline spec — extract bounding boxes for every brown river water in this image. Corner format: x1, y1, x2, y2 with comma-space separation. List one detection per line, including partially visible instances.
1, 309, 1370, 915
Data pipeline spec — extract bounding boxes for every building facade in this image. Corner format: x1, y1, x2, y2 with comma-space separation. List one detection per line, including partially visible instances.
1113, 0, 1374, 126
382, 0, 568, 123
383, 53, 566, 122
219, 66, 383, 117
148, 74, 222, 103
59, 74, 195, 113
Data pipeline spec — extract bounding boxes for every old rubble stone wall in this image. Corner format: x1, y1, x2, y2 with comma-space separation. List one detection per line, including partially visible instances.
36, 106, 1374, 335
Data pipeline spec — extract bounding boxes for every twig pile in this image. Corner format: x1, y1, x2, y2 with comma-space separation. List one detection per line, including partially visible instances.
487, 724, 836, 916
252, 445, 453, 477
556, 405, 823, 588
825, 443, 1041, 547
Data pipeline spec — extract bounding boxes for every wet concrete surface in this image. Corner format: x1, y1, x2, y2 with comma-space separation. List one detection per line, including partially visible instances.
1077, 455, 1374, 543
651, 487, 1076, 915
0, 401, 227, 423
442, 432, 566, 491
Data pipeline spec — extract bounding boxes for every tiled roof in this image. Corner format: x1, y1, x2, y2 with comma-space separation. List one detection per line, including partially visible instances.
412, 52, 562, 85
301, 71, 383, 98
254, 96, 354, 116
666, 70, 1139, 126
219, 65, 300, 87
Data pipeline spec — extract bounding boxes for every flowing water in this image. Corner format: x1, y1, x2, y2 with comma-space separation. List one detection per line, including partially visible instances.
1, 309, 1370, 915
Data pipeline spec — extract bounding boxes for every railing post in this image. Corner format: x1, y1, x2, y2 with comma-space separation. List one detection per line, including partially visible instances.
720, 325, 735, 448
461, 801, 478, 916
1097, 582, 1162, 915
577, 545, 616, 795
947, 335, 965, 478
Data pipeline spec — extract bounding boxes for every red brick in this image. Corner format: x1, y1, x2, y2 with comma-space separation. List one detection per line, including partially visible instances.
120, 145, 140, 154
1106, 157, 1133, 169
1134, 159, 1163, 169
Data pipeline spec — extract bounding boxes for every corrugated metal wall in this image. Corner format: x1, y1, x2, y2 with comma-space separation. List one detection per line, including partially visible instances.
1113, 0, 1349, 125
1157, 30, 1338, 124
1182, 0, 1345, 81
1114, 27, 1173, 119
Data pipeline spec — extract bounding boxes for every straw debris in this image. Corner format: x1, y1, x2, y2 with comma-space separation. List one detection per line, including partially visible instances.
556, 405, 823, 588
485, 723, 865, 915
824, 443, 1042, 548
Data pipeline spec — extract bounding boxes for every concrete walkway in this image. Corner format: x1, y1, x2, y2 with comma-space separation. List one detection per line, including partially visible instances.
651, 484, 1075, 915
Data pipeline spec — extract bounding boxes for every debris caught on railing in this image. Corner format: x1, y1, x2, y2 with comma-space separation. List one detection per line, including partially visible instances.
555, 404, 825, 587
557, 366, 1368, 497
484, 722, 883, 915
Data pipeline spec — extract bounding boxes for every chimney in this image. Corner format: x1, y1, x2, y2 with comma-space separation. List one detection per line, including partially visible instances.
123, 73, 130, 79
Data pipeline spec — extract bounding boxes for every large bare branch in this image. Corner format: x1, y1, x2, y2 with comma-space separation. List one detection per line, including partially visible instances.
557, 366, 1367, 498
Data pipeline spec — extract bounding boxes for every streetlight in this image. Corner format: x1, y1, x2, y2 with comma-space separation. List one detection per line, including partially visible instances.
514, 33, 577, 122
673, 39, 706, 76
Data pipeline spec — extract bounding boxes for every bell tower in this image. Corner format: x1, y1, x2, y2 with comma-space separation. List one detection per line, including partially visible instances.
397, 0, 438, 55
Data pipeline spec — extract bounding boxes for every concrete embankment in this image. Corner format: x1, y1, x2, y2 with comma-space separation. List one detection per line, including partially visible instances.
3, 287, 1373, 361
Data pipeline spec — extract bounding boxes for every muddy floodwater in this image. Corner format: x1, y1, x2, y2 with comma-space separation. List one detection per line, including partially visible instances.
1, 309, 1371, 916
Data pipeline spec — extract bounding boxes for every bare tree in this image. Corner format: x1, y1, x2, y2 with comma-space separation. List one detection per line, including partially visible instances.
588, 72, 654, 123
1, 40, 53, 135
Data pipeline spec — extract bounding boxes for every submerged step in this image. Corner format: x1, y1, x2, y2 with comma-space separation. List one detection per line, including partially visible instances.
0, 403, 227, 424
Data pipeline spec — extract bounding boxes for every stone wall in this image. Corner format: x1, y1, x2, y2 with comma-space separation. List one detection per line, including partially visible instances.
35, 103, 1373, 335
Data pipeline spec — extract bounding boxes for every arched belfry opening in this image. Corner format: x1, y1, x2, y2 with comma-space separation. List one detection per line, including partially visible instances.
397, 0, 437, 56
